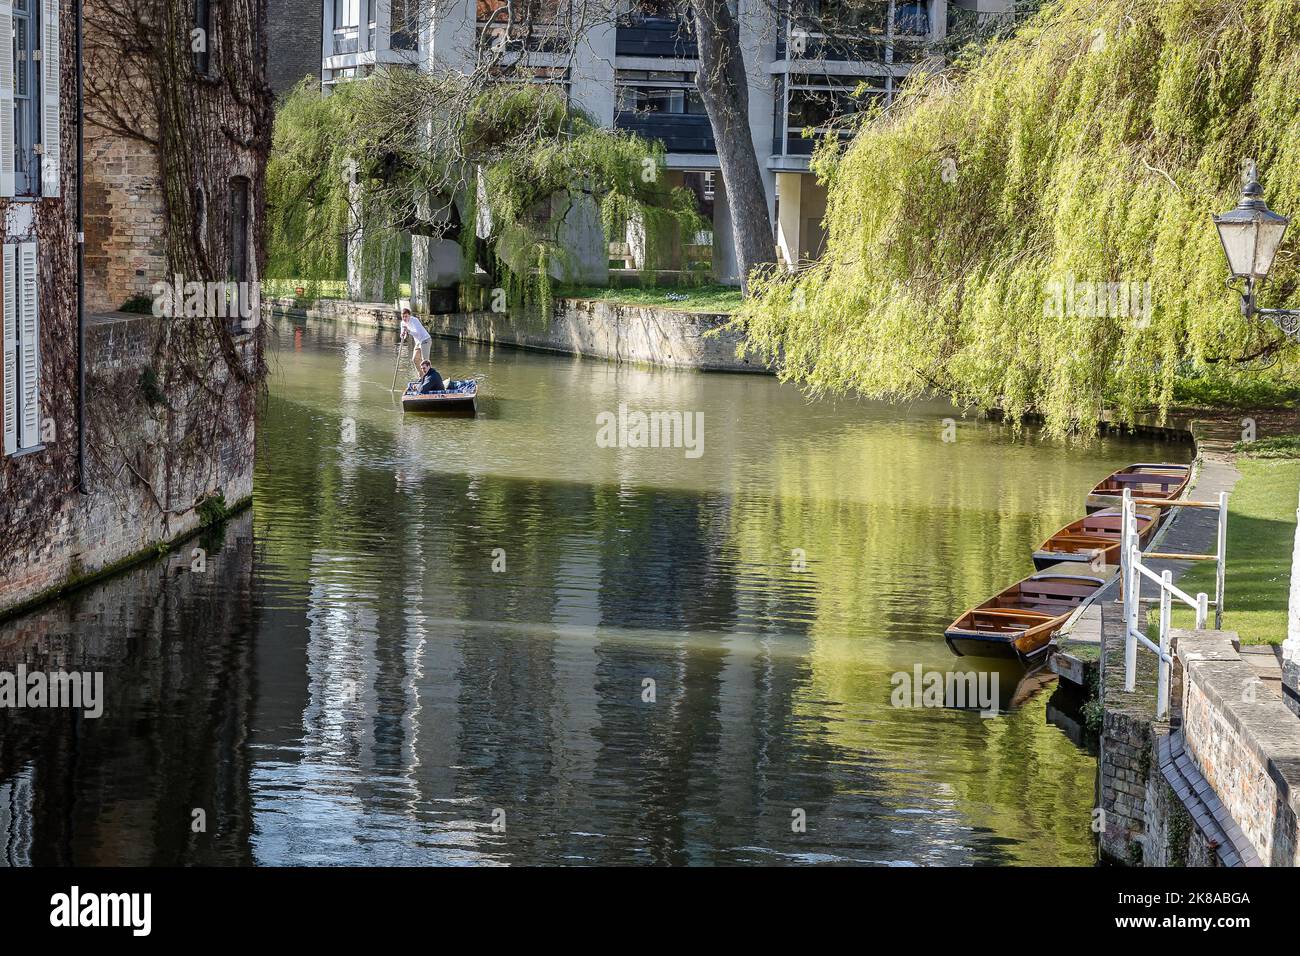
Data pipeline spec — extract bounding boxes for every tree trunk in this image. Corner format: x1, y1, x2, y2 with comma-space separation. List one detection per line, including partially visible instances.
690, 0, 776, 294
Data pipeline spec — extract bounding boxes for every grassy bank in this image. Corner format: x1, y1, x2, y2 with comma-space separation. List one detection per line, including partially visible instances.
1172, 448, 1300, 646
264, 279, 412, 301
556, 284, 742, 314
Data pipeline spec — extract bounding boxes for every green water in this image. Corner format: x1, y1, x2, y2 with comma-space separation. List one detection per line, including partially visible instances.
0, 317, 1186, 865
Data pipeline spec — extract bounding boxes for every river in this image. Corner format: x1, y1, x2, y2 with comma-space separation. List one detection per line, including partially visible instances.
0, 316, 1186, 865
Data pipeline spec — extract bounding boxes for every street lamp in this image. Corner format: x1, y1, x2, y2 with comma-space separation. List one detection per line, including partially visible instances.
1214, 161, 1300, 340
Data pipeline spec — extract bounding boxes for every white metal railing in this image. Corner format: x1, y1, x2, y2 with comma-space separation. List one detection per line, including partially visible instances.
1120, 487, 1227, 719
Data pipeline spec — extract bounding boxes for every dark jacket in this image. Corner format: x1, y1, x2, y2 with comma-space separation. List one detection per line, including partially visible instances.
418, 367, 445, 394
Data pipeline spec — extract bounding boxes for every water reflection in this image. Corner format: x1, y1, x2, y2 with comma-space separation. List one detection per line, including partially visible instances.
0, 318, 1187, 865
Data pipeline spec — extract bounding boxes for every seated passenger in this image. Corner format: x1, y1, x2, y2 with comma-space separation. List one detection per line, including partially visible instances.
417, 360, 445, 394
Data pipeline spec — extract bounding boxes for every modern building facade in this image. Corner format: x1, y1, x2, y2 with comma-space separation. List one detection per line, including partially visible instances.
318, 0, 1015, 293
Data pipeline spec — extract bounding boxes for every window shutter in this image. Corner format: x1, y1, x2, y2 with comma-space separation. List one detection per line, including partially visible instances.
0, 2, 14, 198
18, 242, 38, 449
41, 0, 60, 197
2, 246, 17, 455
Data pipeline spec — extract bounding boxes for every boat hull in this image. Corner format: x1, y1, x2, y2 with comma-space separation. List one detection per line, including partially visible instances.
1032, 506, 1159, 570
1031, 549, 1107, 572
944, 565, 1118, 662
1085, 463, 1191, 514
944, 630, 1053, 661
401, 383, 477, 414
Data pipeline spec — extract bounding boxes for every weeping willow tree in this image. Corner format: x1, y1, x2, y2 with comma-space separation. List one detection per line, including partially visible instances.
267, 71, 706, 314
735, 0, 1300, 438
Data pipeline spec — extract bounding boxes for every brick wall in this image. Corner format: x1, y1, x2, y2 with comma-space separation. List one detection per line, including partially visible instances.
268, 0, 322, 95
0, 313, 256, 618
1099, 707, 1155, 863
83, 130, 166, 315
1181, 632, 1300, 866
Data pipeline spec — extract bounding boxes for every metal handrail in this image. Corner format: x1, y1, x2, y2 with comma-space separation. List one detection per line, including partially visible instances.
1120, 487, 1225, 719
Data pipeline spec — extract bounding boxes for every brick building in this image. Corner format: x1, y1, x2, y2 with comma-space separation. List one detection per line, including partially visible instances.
269, 0, 323, 95
83, 134, 166, 314
0, 0, 270, 618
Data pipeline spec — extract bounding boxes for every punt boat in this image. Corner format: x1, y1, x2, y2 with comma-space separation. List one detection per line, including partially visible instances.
401, 380, 477, 414
1032, 506, 1159, 571
944, 564, 1118, 661
1085, 463, 1191, 514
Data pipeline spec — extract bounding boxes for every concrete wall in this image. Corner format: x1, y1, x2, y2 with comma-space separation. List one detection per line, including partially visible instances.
0, 315, 257, 619
267, 296, 767, 373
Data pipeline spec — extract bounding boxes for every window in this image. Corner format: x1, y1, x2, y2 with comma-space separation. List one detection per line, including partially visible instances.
334, 0, 360, 29
391, 0, 418, 51
615, 70, 706, 116
333, 0, 360, 54
894, 1, 929, 36
12, 0, 39, 195
0, 0, 60, 199
193, 0, 211, 76
228, 177, 250, 333
2, 241, 40, 455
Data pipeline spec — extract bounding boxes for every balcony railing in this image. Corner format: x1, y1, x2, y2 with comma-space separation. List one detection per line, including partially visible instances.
615, 112, 714, 154
615, 17, 698, 58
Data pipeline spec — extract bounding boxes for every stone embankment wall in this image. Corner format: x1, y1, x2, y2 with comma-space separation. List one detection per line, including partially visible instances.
0, 314, 256, 618
1099, 622, 1300, 866
1180, 631, 1299, 865
266, 297, 768, 373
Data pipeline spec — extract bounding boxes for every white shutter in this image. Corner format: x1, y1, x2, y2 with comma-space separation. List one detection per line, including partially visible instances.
18, 241, 37, 449
40, 0, 58, 197
0, 3, 14, 198
2, 246, 16, 455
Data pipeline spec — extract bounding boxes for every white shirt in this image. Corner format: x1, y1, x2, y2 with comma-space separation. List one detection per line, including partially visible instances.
402, 313, 431, 343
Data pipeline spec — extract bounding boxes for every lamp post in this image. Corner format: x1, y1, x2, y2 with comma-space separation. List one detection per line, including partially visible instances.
1216, 163, 1300, 710
1213, 161, 1300, 340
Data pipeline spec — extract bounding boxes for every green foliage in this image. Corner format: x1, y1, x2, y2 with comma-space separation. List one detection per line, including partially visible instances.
137, 367, 167, 407
1171, 457, 1300, 644
196, 492, 232, 528
1235, 434, 1300, 459
267, 74, 707, 319
736, 0, 1300, 439
266, 78, 357, 295
556, 283, 743, 314
1172, 368, 1300, 409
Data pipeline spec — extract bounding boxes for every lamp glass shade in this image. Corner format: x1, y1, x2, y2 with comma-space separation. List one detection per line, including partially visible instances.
1214, 205, 1291, 280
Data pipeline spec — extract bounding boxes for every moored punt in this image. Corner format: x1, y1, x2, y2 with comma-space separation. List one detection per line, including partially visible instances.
1085, 462, 1191, 514
401, 380, 477, 414
1032, 506, 1159, 571
944, 564, 1118, 662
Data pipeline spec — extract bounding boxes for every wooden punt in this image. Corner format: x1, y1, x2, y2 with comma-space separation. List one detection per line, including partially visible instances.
401, 380, 477, 414
1085, 462, 1191, 514
944, 565, 1118, 661
1032, 506, 1159, 571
